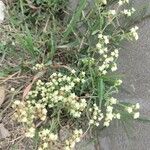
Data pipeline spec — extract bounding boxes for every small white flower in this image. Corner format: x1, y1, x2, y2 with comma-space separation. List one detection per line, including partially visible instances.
133, 112, 140, 119
43, 143, 48, 148
110, 97, 117, 104
134, 33, 139, 40
106, 113, 114, 120
103, 54, 108, 59
95, 122, 99, 126
109, 57, 114, 62
103, 35, 109, 44
102, 70, 107, 75
127, 107, 133, 113
109, 10, 116, 15
99, 65, 105, 71
89, 119, 94, 124
102, 0, 107, 4
75, 78, 80, 83
131, 7, 136, 13
96, 43, 102, 49
89, 108, 92, 112
78, 129, 83, 134
98, 34, 103, 39
75, 137, 81, 143
111, 63, 117, 72
116, 113, 121, 119
115, 79, 123, 86
98, 49, 105, 55
25, 127, 35, 138
58, 73, 62, 77
81, 71, 85, 76
118, 0, 123, 6
41, 116, 46, 121
71, 69, 76, 74
11, 88, 15, 92
125, 0, 129, 3
22, 117, 28, 123
49, 133, 58, 141
122, 9, 132, 17
130, 26, 139, 40
114, 49, 119, 54
111, 52, 115, 56
70, 142, 75, 148
98, 115, 103, 121
103, 121, 110, 127
106, 106, 113, 112
14, 100, 21, 105
81, 79, 86, 83
135, 103, 140, 109
93, 115, 97, 120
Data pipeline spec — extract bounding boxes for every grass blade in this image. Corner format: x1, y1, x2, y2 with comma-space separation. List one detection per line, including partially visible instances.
63, 0, 87, 38
97, 77, 105, 107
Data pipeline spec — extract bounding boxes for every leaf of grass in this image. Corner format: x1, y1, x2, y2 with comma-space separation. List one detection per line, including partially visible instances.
17, 27, 39, 57
121, 119, 133, 140
97, 77, 105, 107
63, 0, 87, 38
137, 117, 150, 123
49, 31, 56, 60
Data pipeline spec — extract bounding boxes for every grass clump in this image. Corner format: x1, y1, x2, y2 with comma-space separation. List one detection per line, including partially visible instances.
0, 0, 141, 149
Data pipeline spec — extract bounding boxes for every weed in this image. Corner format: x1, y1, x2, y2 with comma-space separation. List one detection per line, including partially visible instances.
0, 0, 142, 150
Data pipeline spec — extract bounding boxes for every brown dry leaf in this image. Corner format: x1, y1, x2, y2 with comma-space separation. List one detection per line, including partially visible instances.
0, 86, 5, 107
22, 71, 46, 100
22, 83, 33, 100
0, 123, 10, 139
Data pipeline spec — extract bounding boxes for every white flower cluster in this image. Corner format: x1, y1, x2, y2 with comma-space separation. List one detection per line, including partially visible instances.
108, 10, 117, 16
115, 79, 123, 86
89, 103, 104, 127
12, 72, 87, 148
101, 0, 107, 5
103, 97, 120, 127
118, 0, 135, 17
98, 34, 109, 45
122, 7, 135, 17
12, 100, 35, 124
13, 100, 47, 123
69, 98, 87, 118
33, 63, 45, 70
13, 100, 48, 138
25, 126, 36, 138
130, 26, 139, 40
26, 72, 87, 118
96, 35, 119, 75
64, 129, 83, 150
38, 129, 58, 150
126, 103, 140, 119
82, 57, 95, 65
118, 0, 129, 6
35, 103, 47, 121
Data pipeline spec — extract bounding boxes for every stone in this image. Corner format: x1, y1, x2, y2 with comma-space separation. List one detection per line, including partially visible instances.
68, 0, 150, 149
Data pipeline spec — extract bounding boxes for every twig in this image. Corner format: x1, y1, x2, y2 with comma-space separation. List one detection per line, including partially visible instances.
0, 71, 20, 84
25, 0, 39, 10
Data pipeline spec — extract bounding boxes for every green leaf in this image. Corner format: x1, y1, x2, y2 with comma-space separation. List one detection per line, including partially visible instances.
49, 31, 56, 59
97, 77, 104, 107
63, 0, 87, 38
137, 117, 150, 123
